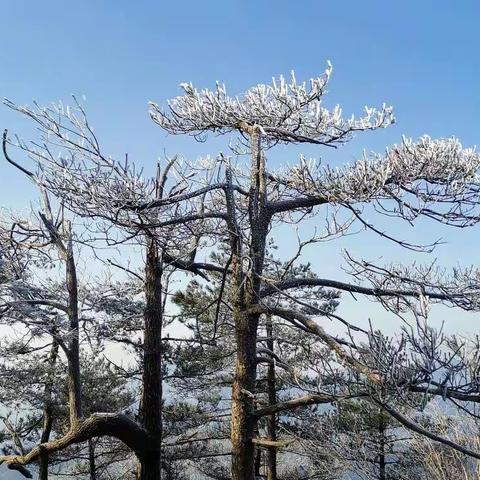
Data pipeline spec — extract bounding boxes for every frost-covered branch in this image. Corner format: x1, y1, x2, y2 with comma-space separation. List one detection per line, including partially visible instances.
150, 64, 394, 146
272, 136, 480, 226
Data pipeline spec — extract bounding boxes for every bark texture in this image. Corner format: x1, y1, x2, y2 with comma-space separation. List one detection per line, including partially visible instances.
231, 311, 259, 480
138, 238, 164, 480
65, 247, 82, 426
230, 128, 269, 480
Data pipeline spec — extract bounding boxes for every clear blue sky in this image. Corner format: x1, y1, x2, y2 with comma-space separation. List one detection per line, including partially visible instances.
0, 1, 479, 342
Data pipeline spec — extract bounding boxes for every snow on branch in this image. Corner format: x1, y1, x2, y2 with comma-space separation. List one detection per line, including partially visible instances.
2, 100, 229, 252
277, 135, 480, 226
344, 253, 480, 314
2, 98, 158, 213
150, 63, 394, 146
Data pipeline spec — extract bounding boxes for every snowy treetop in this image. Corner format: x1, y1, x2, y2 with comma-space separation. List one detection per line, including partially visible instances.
150, 63, 394, 146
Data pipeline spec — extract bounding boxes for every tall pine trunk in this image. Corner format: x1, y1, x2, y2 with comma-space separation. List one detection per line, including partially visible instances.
231, 310, 259, 480
138, 238, 163, 480
231, 127, 268, 480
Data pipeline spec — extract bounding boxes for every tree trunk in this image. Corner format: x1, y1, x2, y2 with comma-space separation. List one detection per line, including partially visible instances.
254, 445, 261, 478
265, 316, 277, 480
39, 455, 49, 480
379, 445, 386, 479
39, 207, 81, 430
139, 453, 162, 480
378, 412, 386, 480
231, 127, 268, 480
39, 338, 59, 480
254, 409, 262, 478
39, 408, 53, 480
66, 248, 82, 426
231, 310, 259, 480
138, 238, 163, 480
88, 439, 97, 480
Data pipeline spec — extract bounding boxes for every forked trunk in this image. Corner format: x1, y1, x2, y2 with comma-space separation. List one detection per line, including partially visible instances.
230, 127, 268, 480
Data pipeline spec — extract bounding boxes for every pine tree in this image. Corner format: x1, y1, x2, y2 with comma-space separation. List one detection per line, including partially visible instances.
4, 65, 480, 480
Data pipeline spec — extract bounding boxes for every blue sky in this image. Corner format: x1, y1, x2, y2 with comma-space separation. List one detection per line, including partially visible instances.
1, 1, 478, 179
0, 0, 479, 341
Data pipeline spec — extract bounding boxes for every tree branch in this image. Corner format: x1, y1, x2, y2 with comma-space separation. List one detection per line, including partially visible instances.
254, 393, 361, 417
0, 413, 154, 478
261, 277, 463, 303
377, 400, 480, 460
